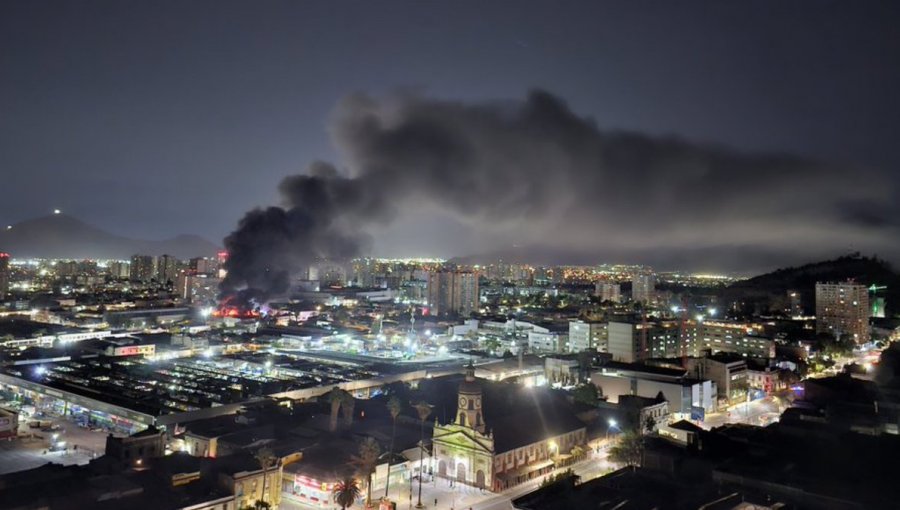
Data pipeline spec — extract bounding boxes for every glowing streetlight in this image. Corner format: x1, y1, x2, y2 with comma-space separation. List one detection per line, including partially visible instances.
53, 209, 61, 215
606, 418, 619, 441
708, 307, 717, 317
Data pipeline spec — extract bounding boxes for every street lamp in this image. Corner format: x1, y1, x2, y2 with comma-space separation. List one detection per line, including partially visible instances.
606, 419, 618, 442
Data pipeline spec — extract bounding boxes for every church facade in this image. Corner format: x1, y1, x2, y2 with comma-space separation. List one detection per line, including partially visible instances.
431, 365, 587, 491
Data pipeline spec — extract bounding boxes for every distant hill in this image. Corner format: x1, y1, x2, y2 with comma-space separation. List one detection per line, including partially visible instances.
722, 254, 900, 317
0, 214, 220, 259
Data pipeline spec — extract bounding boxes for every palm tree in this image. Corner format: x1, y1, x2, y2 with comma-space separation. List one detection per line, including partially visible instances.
332, 477, 362, 509
412, 401, 433, 508
254, 447, 276, 507
351, 436, 381, 506
384, 396, 403, 499
328, 387, 344, 432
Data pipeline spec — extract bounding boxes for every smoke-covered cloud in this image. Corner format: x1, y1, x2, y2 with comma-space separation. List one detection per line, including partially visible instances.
222, 90, 898, 302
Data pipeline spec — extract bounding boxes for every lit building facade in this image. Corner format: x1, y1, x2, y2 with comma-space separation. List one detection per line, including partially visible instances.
594, 282, 621, 303
0, 253, 9, 299
568, 320, 607, 353
426, 269, 479, 316
129, 254, 156, 283
815, 282, 870, 342
431, 366, 586, 491
632, 273, 656, 304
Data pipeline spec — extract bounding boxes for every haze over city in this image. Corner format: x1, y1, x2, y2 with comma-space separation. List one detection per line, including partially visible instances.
3, 1, 899, 273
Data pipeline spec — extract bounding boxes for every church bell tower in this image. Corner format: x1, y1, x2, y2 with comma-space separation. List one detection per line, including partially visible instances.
456, 361, 485, 433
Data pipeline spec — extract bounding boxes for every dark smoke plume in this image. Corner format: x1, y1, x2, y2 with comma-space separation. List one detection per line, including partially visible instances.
221, 90, 893, 304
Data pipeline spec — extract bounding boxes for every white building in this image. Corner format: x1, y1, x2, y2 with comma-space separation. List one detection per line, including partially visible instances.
568, 320, 607, 353
591, 362, 717, 419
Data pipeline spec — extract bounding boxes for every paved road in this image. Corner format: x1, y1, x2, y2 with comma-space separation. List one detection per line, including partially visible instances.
701, 395, 786, 430
281, 452, 617, 510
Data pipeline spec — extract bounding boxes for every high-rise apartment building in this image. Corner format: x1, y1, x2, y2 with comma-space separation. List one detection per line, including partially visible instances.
129, 255, 156, 283
595, 282, 621, 303
0, 252, 9, 299
107, 260, 131, 280
176, 273, 222, 304
787, 290, 803, 318
156, 254, 180, 284
632, 273, 656, 304
816, 281, 870, 342
190, 256, 220, 276
426, 269, 479, 316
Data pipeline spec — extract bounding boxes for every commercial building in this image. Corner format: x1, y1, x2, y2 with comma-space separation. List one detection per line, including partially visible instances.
631, 273, 655, 304
590, 362, 717, 419
568, 319, 607, 353
426, 269, 479, 316
685, 353, 749, 405
527, 328, 568, 353
608, 321, 680, 362
683, 320, 776, 359
816, 281, 870, 342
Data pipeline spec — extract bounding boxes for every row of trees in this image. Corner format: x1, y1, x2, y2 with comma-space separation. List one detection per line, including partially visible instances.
328, 388, 435, 509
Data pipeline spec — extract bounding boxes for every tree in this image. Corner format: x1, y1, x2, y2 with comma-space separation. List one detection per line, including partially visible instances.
642, 415, 656, 435
254, 447, 276, 508
384, 396, 403, 499
608, 430, 643, 467
571, 383, 598, 406
412, 400, 433, 508
351, 436, 381, 506
539, 468, 578, 488
332, 477, 362, 509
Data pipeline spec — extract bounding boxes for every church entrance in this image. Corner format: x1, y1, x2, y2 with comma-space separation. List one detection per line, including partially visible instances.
476, 470, 485, 488
456, 462, 466, 483
438, 460, 447, 477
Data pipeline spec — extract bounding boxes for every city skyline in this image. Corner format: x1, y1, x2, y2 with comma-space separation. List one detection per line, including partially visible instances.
2, 1, 900, 275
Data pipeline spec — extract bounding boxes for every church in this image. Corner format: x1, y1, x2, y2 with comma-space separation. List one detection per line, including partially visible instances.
431, 364, 587, 491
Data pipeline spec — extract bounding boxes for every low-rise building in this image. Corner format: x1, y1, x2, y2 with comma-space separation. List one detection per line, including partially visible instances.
685, 353, 749, 405
590, 362, 716, 419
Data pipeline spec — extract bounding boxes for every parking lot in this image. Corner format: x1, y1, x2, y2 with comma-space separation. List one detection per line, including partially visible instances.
0, 415, 115, 475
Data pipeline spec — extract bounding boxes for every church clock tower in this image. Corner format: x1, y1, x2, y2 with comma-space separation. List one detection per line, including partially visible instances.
456, 362, 485, 433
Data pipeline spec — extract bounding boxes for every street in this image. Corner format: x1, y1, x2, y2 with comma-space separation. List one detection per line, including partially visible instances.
281, 450, 617, 510
701, 394, 785, 430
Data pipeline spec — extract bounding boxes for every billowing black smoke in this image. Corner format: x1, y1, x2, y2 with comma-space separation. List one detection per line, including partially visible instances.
221, 90, 893, 305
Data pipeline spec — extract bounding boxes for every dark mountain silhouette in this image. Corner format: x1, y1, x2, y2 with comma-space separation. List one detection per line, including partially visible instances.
0, 214, 220, 259
722, 254, 899, 317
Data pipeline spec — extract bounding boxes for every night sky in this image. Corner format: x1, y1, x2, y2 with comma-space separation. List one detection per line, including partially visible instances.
2, 1, 899, 272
